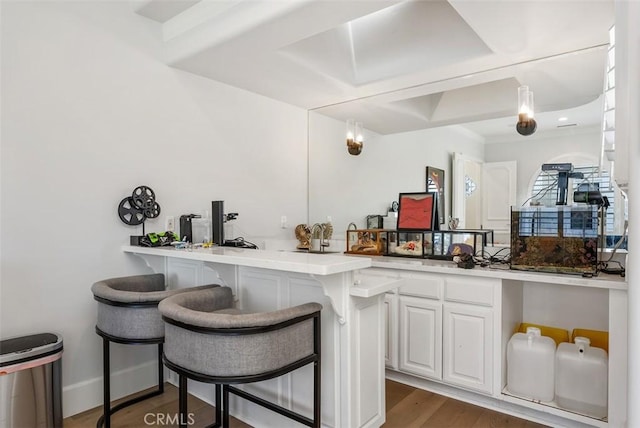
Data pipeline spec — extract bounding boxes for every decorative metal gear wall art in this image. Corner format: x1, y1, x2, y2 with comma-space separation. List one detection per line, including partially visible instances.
117, 185, 161, 234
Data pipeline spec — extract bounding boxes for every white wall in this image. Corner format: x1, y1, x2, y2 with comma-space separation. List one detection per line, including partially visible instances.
0, 1, 307, 416
483, 127, 602, 206
309, 111, 484, 234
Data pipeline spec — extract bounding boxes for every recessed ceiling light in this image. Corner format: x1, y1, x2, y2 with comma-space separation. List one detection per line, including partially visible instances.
558, 117, 568, 122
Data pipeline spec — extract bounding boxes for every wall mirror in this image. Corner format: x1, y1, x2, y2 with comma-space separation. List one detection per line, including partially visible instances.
307, 1, 618, 245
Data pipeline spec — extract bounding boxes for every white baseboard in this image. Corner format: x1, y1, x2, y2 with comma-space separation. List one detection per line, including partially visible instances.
63, 360, 158, 418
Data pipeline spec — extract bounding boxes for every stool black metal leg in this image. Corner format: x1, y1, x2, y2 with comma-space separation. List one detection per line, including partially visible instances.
216, 384, 222, 427
158, 343, 164, 394
204, 384, 222, 428
101, 337, 111, 428
314, 360, 320, 428
223, 385, 230, 428
179, 374, 188, 428
95, 331, 165, 428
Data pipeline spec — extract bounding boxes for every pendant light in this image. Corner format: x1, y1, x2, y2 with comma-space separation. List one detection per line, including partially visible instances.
346, 119, 363, 155
516, 85, 537, 136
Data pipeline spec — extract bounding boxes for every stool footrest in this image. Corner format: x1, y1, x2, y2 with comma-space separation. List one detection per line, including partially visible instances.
225, 385, 315, 427
96, 387, 163, 428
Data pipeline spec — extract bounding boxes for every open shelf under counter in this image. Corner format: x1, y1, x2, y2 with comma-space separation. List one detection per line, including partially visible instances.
370, 255, 627, 427
501, 388, 609, 428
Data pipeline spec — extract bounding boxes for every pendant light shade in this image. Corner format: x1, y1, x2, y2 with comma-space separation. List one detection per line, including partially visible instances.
346, 119, 363, 155
516, 85, 537, 136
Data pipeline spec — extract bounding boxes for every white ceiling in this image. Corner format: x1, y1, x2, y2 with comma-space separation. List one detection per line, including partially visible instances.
134, 0, 614, 138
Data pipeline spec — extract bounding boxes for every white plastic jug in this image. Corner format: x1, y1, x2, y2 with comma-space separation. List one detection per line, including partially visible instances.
555, 337, 608, 418
507, 326, 556, 402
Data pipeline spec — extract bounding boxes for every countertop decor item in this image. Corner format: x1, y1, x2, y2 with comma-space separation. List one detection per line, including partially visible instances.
117, 185, 161, 244
345, 229, 388, 255
386, 229, 493, 260
295, 223, 311, 249
366, 215, 383, 229
396, 192, 438, 231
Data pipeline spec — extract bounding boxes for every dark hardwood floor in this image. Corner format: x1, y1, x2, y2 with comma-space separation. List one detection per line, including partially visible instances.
64, 380, 547, 427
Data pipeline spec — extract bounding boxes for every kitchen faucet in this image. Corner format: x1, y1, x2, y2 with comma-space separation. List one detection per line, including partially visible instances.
310, 223, 330, 253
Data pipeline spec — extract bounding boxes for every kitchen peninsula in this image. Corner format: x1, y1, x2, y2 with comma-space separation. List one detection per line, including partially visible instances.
122, 245, 400, 428
124, 244, 628, 427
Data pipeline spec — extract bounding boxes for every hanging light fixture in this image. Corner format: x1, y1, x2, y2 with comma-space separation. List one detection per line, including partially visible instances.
516, 85, 537, 136
346, 119, 363, 155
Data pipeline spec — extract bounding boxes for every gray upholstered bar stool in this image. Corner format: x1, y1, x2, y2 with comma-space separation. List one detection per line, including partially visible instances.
91, 273, 218, 428
159, 286, 322, 428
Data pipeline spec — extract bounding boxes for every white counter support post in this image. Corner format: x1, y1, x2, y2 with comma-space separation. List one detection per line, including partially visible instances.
347, 293, 387, 427
609, 289, 628, 427
310, 271, 393, 427
616, 1, 639, 425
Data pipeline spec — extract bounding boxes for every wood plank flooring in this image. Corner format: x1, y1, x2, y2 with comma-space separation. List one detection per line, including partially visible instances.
64, 380, 548, 427
384, 380, 547, 428
63, 384, 250, 428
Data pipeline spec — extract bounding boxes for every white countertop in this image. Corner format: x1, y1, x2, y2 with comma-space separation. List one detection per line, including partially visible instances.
122, 245, 626, 290
369, 256, 628, 290
122, 245, 371, 276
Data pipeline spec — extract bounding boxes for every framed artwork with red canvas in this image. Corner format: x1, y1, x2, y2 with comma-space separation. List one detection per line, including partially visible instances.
426, 166, 445, 225
396, 192, 438, 231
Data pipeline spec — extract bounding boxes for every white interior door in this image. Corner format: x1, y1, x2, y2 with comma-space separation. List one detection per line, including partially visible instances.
452, 152, 484, 229
482, 161, 517, 244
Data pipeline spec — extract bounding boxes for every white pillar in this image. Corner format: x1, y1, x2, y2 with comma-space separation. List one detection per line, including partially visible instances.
616, 0, 640, 425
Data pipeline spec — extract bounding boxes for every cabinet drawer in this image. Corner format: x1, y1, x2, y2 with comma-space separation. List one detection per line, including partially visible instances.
399, 273, 443, 300
361, 268, 401, 279
444, 277, 496, 307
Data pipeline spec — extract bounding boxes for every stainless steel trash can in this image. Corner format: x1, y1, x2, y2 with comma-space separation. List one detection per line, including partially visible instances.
0, 333, 63, 428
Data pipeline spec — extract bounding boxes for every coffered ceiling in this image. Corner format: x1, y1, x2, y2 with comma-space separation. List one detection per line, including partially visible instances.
133, 0, 614, 137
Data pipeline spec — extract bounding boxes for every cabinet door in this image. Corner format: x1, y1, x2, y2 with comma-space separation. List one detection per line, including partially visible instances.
443, 304, 493, 394
384, 293, 398, 369
399, 296, 442, 379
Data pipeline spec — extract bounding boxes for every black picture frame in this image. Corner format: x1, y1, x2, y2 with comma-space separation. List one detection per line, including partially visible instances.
396, 192, 438, 231
426, 166, 445, 225
366, 215, 383, 229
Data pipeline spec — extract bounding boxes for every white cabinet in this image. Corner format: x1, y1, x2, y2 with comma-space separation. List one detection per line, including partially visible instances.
399, 296, 442, 379
376, 262, 627, 427
442, 303, 493, 394
386, 269, 497, 396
